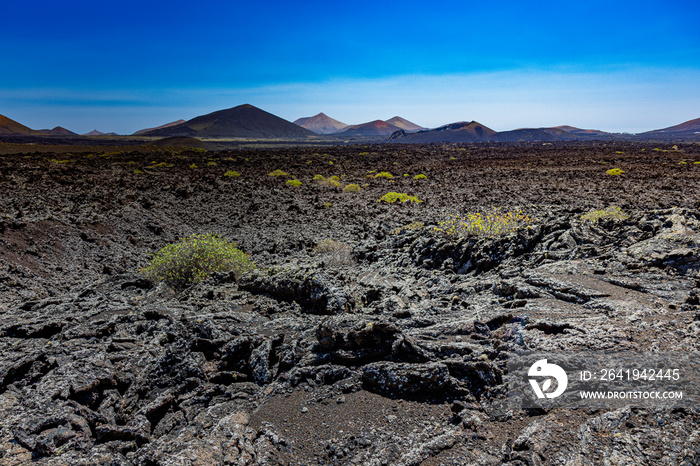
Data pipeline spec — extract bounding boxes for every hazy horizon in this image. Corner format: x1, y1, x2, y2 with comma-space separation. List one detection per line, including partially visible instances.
2, 0, 699, 135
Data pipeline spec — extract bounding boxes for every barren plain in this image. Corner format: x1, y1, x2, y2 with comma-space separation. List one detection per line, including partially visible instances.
1, 141, 700, 465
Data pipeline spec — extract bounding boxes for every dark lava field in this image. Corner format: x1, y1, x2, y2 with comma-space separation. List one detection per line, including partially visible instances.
1, 141, 700, 465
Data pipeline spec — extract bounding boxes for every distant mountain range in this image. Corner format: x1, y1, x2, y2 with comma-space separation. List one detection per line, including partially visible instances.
1, 106, 699, 142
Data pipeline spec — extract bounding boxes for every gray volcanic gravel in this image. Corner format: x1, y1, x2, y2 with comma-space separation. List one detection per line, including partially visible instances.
0, 141, 699, 464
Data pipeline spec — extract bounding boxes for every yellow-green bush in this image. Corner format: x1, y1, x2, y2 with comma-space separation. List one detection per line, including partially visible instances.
286, 179, 302, 187
413, 174, 427, 180
268, 169, 288, 176
581, 206, 628, 223
142, 233, 253, 288
606, 168, 624, 176
343, 183, 361, 192
223, 170, 240, 177
375, 172, 394, 178
433, 209, 531, 237
378, 192, 422, 203
313, 174, 325, 180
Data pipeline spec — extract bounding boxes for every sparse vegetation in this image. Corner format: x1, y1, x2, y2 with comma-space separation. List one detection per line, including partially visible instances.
189, 163, 198, 169
286, 179, 302, 187
50, 159, 71, 164
391, 221, 425, 234
223, 170, 240, 177
313, 239, 354, 266
319, 178, 342, 188
413, 174, 427, 180
142, 233, 253, 288
378, 192, 422, 203
313, 174, 325, 180
606, 168, 624, 176
343, 183, 361, 192
433, 209, 531, 237
268, 169, 288, 177
581, 206, 628, 223
374, 172, 394, 178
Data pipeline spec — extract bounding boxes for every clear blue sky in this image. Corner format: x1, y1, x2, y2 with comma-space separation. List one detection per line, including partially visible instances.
1, 0, 699, 134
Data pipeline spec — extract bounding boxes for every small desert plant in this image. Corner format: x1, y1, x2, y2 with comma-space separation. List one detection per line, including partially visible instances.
329, 175, 341, 181
189, 163, 198, 169
50, 159, 71, 164
581, 206, 628, 223
133, 169, 144, 175
606, 168, 624, 176
313, 174, 325, 180
223, 170, 240, 177
343, 183, 361, 192
374, 172, 394, 178
433, 209, 531, 237
378, 192, 422, 203
286, 179, 302, 187
391, 221, 425, 234
207, 161, 218, 166
413, 174, 427, 180
142, 233, 253, 288
313, 239, 354, 266
268, 169, 288, 177
319, 178, 342, 188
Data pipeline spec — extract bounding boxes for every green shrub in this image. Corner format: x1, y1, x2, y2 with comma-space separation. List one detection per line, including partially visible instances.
343, 183, 361, 192
189, 163, 198, 169
142, 233, 253, 288
286, 179, 302, 187
223, 170, 240, 177
375, 172, 394, 178
329, 175, 341, 181
606, 168, 624, 175
268, 169, 287, 176
313, 174, 325, 180
413, 174, 427, 180
433, 209, 531, 237
50, 159, 71, 164
319, 178, 342, 188
378, 192, 422, 203
581, 206, 628, 223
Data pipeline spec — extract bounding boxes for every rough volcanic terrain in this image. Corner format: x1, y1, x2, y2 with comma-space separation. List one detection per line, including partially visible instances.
1, 141, 700, 465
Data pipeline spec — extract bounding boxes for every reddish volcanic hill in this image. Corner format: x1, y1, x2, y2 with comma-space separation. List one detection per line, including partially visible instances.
293, 113, 348, 134
640, 118, 700, 139
386, 116, 424, 132
388, 121, 496, 143
38, 126, 77, 136
339, 120, 402, 136
0, 114, 39, 135
144, 104, 315, 139
553, 125, 611, 137
133, 120, 186, 136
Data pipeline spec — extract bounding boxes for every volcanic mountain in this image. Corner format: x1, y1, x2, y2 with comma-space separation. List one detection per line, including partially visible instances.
553, 125, 611, 137
133, 120, 186, 136
339, 120, 402, 137
38, 126, 77, 136
388, 121, 496, 143
639, 118, 700, 139
83, 130, 119, 136
386, 116, 424, 132
0, 114, 40, 135
144, 104, 315, 139
293, 113, 348, 134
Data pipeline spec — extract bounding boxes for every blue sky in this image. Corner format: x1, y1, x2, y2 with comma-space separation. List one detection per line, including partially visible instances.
1, 0, 699, 134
